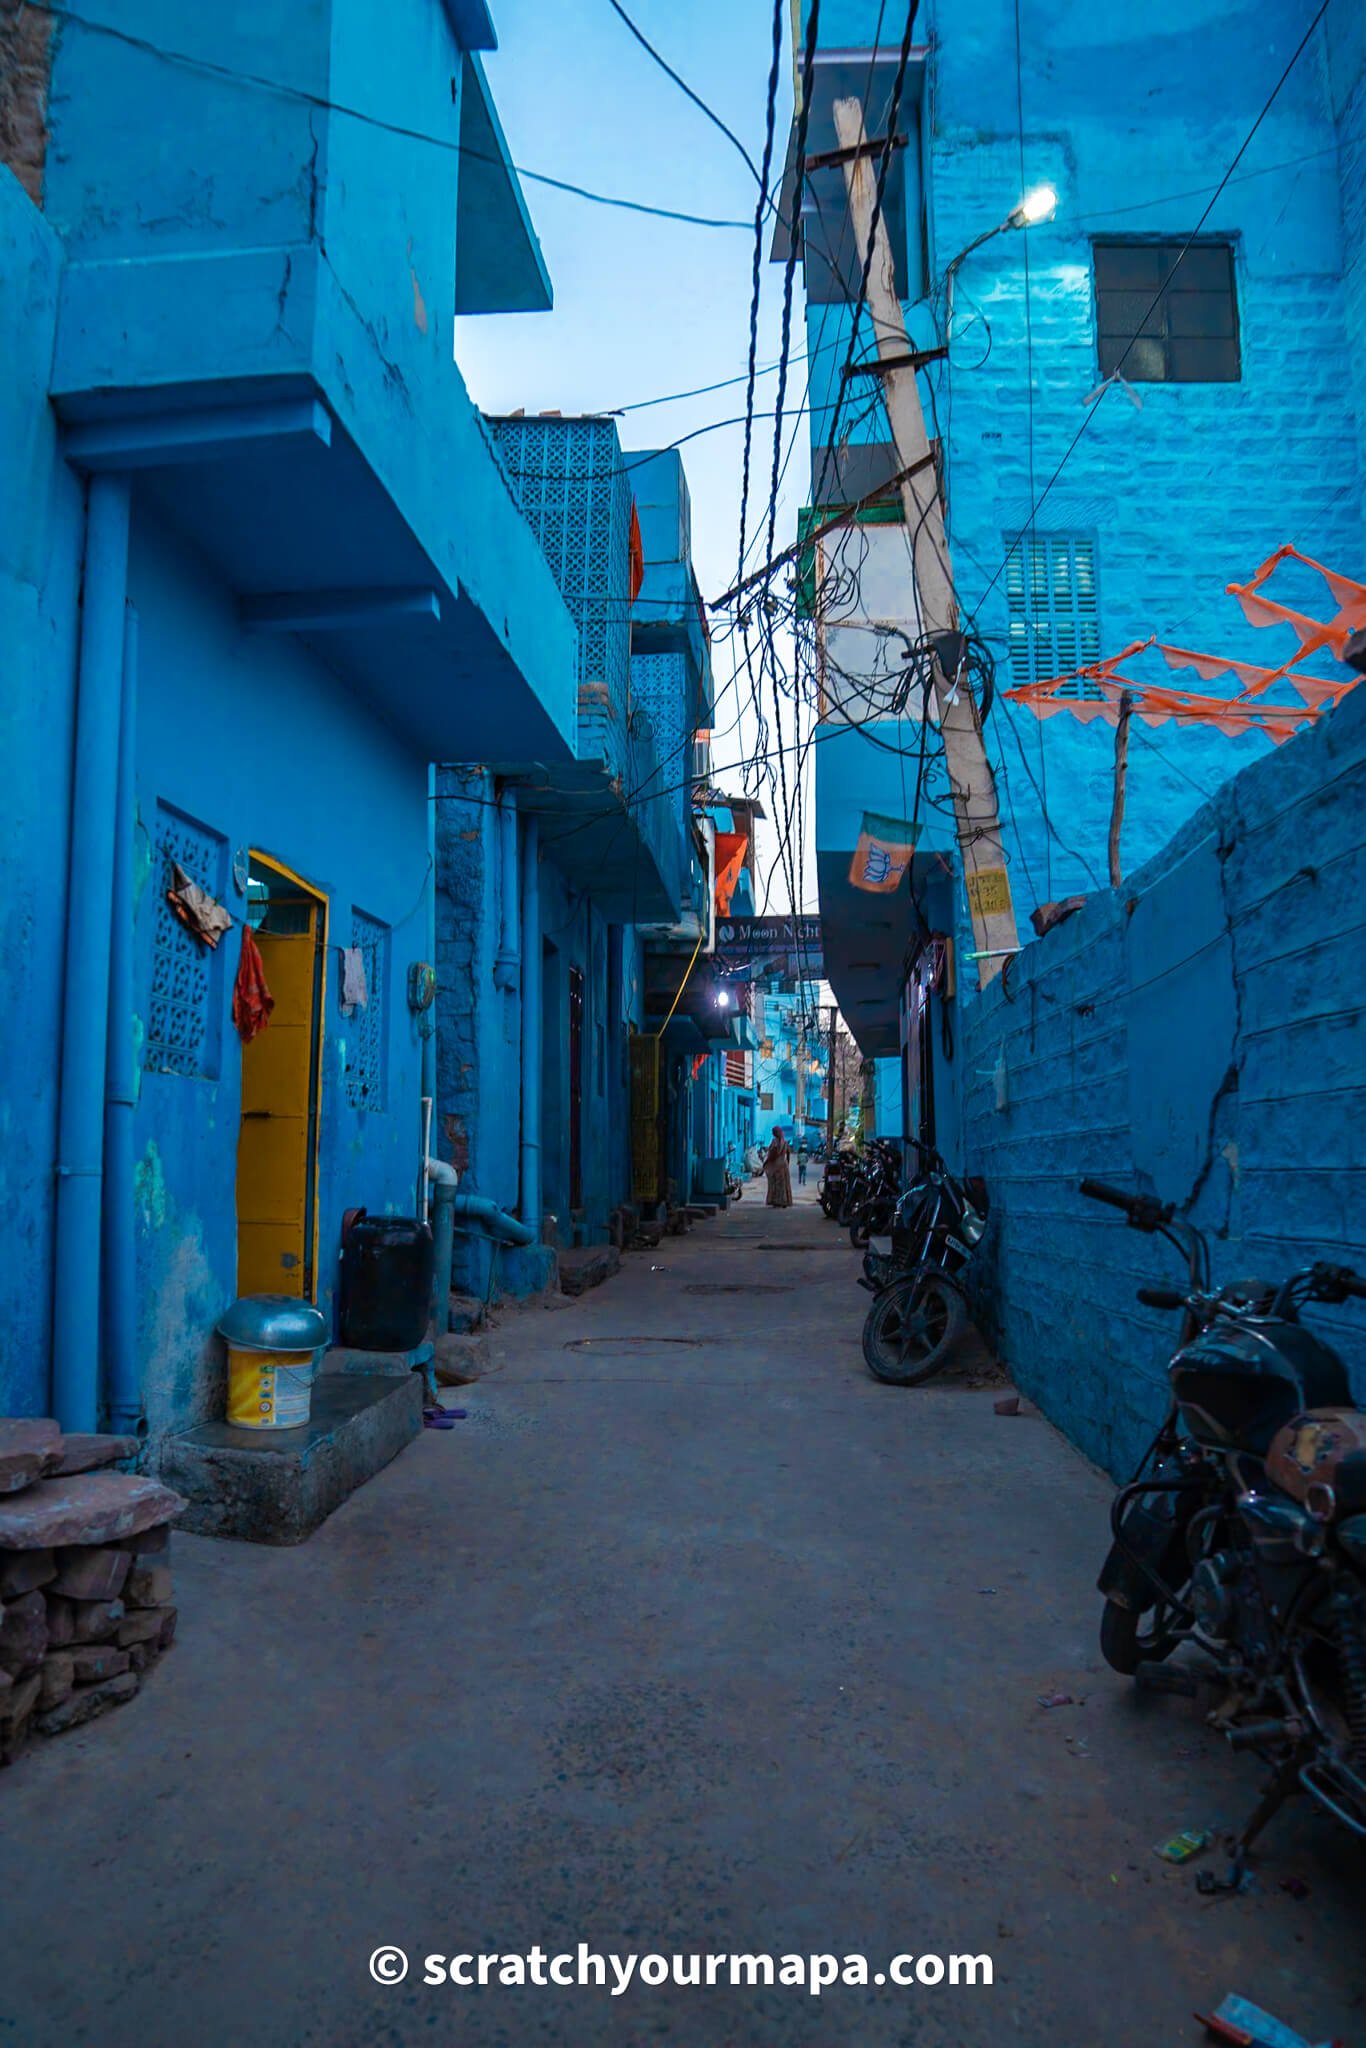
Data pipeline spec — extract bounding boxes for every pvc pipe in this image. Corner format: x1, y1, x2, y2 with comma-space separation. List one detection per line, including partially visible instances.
451, 1189, 535, 1247
493, 786, 520, 991
428, 1172, 456, 1336
54, 474, 130, 1431
417, 761, 437, 1216
103, 603, 140, 1434
519, 810, 541, 1230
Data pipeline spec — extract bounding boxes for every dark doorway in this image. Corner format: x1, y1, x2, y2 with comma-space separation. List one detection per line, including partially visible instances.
568, 964, 585, 1212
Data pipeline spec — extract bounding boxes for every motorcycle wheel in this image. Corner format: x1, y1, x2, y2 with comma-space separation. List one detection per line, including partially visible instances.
862, 1272, 965, 1386
850, 1215, 873, 1249
1099, 1597, 1181, 1675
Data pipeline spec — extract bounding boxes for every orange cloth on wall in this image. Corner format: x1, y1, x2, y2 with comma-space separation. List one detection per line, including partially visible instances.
714, 830, 747, 915
233, 925, 275, 1043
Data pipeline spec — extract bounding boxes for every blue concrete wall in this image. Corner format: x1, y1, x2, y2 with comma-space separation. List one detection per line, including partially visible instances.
128, 505, 431, 1433
433, 769, 521, 1213
807, 1, 1366, 1018
922, 0, 1364, 913
960, 686, 1366, 1479
42, 0, 579, 755
0, 174, 84, 1418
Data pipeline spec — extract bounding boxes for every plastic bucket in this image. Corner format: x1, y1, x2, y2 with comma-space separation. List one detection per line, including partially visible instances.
226, 1344, 318, 1429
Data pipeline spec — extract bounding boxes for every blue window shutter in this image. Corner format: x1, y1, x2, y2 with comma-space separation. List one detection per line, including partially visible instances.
1004, 534, 1102, 698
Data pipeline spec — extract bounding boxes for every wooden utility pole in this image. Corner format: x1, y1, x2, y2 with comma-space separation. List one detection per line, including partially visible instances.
1108, 690, 1133, 887
833, 98, 1020, 989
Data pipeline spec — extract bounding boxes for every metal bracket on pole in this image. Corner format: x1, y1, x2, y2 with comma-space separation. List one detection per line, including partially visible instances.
803, 132, 908, 173
843, 347, 948, 380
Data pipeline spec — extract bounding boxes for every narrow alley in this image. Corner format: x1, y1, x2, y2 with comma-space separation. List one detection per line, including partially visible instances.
4, 1191, 1362, 2046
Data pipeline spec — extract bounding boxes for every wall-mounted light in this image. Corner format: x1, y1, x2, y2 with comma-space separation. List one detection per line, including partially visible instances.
714, 988, 732, 1010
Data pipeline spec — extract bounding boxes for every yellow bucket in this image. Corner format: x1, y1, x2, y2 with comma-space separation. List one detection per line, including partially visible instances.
226, 1345, 317, 1429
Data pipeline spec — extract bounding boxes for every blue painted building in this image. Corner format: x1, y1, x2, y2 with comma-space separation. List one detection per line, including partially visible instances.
753, 984, 829, 1151
0, 0, 578, 1432
784, 0, 1366, 1152
433, 416, 696, 1266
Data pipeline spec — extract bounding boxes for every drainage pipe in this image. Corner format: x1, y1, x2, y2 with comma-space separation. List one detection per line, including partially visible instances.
452, 1190, 535, 1246
54, 474, 131, 1431
519, 810, 541, 1231
493, 786, 520, 992
103, 603, 141, 1434
426, 1158, 458, 1336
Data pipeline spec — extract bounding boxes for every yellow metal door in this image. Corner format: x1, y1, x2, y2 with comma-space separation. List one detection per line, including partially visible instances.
236, 877, 324, 1298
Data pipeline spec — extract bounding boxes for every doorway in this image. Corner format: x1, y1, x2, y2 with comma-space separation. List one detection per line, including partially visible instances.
236, 854, 327, 1300
568, 964, 585, 1213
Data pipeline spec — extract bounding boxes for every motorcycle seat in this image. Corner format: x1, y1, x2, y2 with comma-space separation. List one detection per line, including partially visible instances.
1266, 1408, 1366, 1516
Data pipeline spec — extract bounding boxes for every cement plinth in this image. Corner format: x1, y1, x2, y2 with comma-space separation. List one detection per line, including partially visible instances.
158, 1375, 422, 1545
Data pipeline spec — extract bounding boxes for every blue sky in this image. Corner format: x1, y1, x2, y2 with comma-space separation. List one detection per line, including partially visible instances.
455, 0, 815, 910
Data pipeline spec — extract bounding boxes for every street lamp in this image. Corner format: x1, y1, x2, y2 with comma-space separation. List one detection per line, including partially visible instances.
1008, 183, 1057, 228
944, 183, 1057, 328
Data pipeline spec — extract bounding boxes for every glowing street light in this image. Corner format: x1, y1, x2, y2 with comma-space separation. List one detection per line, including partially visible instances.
1008, 183, 1057, 228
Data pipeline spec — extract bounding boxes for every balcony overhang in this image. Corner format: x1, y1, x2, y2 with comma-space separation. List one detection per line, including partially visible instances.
58, 380, 574, 763
507, 761, 678, 921
455, 54, 552, 315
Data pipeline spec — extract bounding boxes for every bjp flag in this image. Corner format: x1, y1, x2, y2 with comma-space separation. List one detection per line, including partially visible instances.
849, 813, 920, 894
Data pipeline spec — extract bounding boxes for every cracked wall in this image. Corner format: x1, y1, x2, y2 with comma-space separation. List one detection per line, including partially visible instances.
961, 684, 1366, 1478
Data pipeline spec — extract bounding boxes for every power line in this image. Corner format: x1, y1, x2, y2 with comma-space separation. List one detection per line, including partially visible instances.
605, 0, 772, 201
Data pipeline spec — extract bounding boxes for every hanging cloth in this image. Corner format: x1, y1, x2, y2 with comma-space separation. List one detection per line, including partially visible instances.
166, 861, 232, 950
340, 945, 368, 1017
233, 926, 275, 1043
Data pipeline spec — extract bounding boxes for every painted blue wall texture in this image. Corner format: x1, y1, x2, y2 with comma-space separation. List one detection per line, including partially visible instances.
797, 0, 1366, 1052
960, 683, 1366, 1479
432, 418, 713, 1263
0, 0, 589, 1430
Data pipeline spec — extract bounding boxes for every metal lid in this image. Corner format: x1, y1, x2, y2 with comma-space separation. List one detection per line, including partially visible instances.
215, 1295, 329, 1353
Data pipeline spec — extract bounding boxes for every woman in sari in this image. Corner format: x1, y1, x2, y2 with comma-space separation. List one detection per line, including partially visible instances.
763, 1129, 793, 1208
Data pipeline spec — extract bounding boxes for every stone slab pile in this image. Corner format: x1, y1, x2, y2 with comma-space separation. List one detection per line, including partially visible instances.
0, 1421, 184, 1768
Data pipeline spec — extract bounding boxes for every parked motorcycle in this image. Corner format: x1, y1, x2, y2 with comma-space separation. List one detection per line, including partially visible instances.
859, 1142, 988, 1385
1083, 1175, 1366, 1876
818, 1153, 851, 1219
841, 1139, 904, 1246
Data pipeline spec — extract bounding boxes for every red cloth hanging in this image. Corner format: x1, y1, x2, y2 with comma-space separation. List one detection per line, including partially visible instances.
233, 925, 275, 1043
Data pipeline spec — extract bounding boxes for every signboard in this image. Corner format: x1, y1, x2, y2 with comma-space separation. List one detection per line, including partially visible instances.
714, 916, 824, 985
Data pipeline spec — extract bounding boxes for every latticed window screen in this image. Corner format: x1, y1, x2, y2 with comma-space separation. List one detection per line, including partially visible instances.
489, 417, 632, 763
1004, 535, 1103, 700
344, 909, 388, 1111
146, 803, 226, 1078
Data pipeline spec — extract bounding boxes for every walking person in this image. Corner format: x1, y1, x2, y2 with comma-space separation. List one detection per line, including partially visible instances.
763, 1129, 793, 1209
797, 1143, 809, 1187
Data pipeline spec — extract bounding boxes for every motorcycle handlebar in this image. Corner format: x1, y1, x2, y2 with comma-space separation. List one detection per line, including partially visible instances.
1079, 1179, 1174, 1233
1137, 1286, 1186, 1311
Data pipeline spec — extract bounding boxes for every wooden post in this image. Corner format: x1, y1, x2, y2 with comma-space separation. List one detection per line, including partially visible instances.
832, 98, 1020, 988
1108, 690, 1133, 888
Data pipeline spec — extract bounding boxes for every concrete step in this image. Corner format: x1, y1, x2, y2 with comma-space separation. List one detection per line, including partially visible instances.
557, 1244, 621, 1297
158, 1375, 422, 1546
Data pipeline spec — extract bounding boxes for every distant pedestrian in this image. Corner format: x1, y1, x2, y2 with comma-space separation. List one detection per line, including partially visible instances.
763, 1130, 792, 1208
797, 1145, 809, 1186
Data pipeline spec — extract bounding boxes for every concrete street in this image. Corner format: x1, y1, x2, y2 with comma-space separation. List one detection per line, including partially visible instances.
5, 1185, 1363, 2046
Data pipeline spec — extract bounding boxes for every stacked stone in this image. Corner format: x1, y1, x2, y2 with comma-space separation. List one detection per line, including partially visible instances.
0, 1420, 184, 1768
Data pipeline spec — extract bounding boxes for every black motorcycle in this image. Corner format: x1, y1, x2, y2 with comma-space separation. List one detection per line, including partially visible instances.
1083, 1176, 1366, 1874
841, 1139, 903, 1246
859, 1143, 988, 1385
